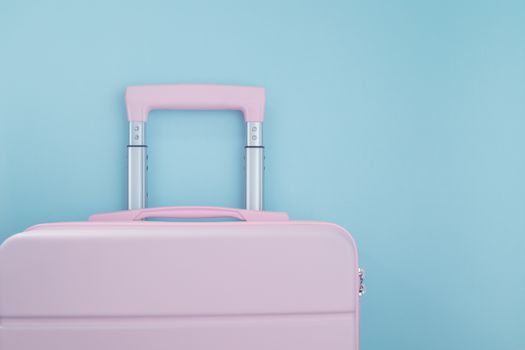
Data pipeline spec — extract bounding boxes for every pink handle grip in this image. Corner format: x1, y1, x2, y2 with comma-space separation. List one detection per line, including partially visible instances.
126, 84, 265, 123
89, 206, 288, 222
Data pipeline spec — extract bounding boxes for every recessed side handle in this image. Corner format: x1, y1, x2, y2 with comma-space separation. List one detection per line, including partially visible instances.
89, 207, 288, 222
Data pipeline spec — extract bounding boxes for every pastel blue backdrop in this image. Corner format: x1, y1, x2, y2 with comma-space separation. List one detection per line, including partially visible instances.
1, 1, 524, 349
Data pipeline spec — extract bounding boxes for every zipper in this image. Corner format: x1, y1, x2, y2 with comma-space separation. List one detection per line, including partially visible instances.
358, 268, 366, 296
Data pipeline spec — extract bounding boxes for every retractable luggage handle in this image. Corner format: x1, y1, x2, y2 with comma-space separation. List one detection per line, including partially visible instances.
126, 84, 265, 211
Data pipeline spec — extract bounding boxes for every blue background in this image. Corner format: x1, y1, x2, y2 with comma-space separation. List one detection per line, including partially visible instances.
1, 0, 524, 348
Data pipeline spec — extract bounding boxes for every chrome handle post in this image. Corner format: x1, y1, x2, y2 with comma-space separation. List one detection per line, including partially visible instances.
246, 122, 263, 211
127, 120, 264, 211
128, 121, 146, 210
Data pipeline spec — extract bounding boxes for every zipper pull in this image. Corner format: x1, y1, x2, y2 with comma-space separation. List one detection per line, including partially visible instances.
358, 268, 366, 296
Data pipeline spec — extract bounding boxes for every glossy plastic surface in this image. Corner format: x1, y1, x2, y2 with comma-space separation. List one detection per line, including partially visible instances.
0, 220, 359, 350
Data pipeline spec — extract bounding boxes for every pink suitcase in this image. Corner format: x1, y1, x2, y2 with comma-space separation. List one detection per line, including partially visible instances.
0, 85, 364, 350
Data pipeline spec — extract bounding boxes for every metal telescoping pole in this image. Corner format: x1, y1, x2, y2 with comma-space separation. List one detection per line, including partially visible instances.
128, 121, 146, 210
246, 122, 263, 211
128, 120, 262, 211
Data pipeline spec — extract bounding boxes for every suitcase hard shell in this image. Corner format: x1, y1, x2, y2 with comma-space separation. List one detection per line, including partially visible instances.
0, 85, 362, 350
